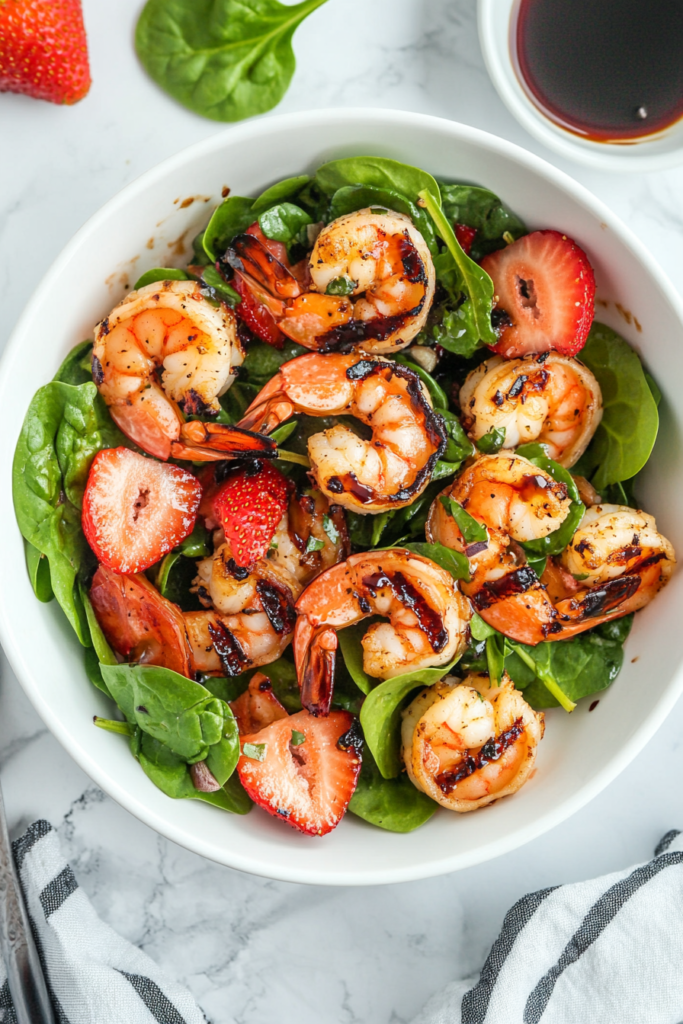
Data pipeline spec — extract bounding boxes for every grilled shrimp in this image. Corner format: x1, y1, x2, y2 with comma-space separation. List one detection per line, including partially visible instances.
226, 209, 435, 354
267, 489, 350, 586
459, 354, 602, 467
93, 280, 246, 461
401, 672, 544, 812
238, 352, 446, 514
185, 542, 302, 676
293, 548, 472, 716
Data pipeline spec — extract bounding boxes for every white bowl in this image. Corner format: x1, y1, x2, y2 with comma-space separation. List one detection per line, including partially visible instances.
1, 108, 682, 885
479, 0, 683, 172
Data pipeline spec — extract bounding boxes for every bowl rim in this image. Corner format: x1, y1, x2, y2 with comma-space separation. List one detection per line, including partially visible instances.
2, 106, 683, 885
478, 0, 683, 173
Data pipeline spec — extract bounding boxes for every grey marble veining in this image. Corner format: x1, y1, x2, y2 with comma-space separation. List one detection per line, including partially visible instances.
1, 1, 683, 1020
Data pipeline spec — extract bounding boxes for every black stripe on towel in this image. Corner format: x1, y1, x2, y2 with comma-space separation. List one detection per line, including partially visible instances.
118, 971, 189, 1024
524, 850, 683, 1024
12, 819, 52, 872
39, 865, 79, 919
655, 830, 680, 856
461, 886, 558, 1024
0, 979, 18, 1024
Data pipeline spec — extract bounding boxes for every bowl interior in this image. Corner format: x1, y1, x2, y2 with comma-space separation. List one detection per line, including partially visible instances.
479, 0, 683, 172
1, 109, 682, 884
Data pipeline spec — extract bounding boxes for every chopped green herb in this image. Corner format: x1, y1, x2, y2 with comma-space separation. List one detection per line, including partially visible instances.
477, 426, 506, 454
326, 275, 355, 296
322, 514, 340, 543
290, 729, 306, 746
305, 536, 325, 554
243, 742, 267, 761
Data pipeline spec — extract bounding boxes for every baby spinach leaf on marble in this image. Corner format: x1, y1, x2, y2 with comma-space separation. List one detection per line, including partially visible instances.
203, 195, 255, 262
24, 541, 53, 603
135, 0, 328, 123
515, 443, 585, 560
328, 184, 438, 255
419, 189, 496, 348
134, 267, 190, 290
348, 744, 437, 832
13, 382, 127, 644
315, 157, 440, 206
403, 542, 470, 583
360, 658, 459, 779
251, 174, 311, 215
438, 183, 526, 261
54, 341, 94, 387
573, 323, 659, 490
101, 663, 240, 779
258, 202, 311, 243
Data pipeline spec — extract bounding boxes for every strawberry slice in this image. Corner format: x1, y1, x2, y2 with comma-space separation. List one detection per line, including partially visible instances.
82, 448, 201, 574
0, 0, 90, 105
481, 229, 595, 359
213, 462, 290, 567
237, 710, 362, 836
232, 271, 285, 348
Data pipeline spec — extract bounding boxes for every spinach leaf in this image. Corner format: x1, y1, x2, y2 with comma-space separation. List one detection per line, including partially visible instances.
348, 745, 437, 832
438, 183, 526, 261
360, 659, 459, 779
54, 340, 93, 387
200, 265, 241, 306
429, 302, 486, 359
133, 731, 251, 813
24, 540, 53, 603
328, 184, 438, 255
13, 382, 127, 644
258, 202, 311, 243
506, 616, 633, 710
573, 323, 659, 490
315, 157, 440, 206
440, 495, 488, 544
393, 354, 448, 410
477, 426, 506, 454
251, 174, 311, 215
135, 0, 328, 123
338, 622, 373, 695
241, 337, 306, 386
80, 587, 117, 697
419, 189, 497, 348
203, 195, 255, 262
134, 267, 190, 290
402, 542, 470, 583
101, 663, 240, 783
154, 552, 203, 611
440, 409, 475, 465
515, 443, 585, 560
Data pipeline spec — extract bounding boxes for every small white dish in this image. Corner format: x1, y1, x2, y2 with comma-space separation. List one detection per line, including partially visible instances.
479, 0, 683, 172
1, 108, 683, 885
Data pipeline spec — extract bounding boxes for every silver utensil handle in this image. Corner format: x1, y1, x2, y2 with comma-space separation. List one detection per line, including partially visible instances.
0, 784, 55, 1024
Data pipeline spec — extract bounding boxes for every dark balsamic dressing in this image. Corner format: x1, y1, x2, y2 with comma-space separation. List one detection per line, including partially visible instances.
515, 0, 683, 140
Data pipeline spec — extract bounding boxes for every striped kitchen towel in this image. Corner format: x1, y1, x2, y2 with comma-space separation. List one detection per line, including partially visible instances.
412, 830, 683, 1024
0, 820, 206, 1024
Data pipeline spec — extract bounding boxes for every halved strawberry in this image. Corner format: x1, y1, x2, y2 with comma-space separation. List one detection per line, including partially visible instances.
481, 229, 595, 359
82, 448, 201, 574
237, 710, 362, 836
0, 0, 91, 105
213, 462, 290, 567
232, 272, 285, 348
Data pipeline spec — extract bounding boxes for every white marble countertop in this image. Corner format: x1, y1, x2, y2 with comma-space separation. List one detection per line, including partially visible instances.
1, 1, 683, 1020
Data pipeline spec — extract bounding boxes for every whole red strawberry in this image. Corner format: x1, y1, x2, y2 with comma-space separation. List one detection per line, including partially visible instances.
0, 0, 91, 105
213, 462, 290, 568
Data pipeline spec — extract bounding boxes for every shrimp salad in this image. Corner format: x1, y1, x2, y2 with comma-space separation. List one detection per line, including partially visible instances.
13, 157, 674, 837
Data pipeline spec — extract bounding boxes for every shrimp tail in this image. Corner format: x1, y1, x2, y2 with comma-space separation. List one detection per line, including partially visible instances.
238, 373, 294, 435
294, 617, 337, 717
170, 421, 277, 462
